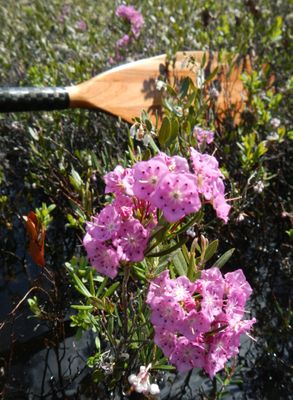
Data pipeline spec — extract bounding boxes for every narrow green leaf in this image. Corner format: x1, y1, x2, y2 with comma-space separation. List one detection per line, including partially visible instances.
166, 118, 179, 146
158, 117, 171, 146
73, 274, 92, 298
205, 66, 219, 82
89, 271, 95, 296
203, 240, 219, 262
200, 52, 206, 68
173, 248, 188, 276
28, 126, 39, 140
96, 276, 108, 297
95, 336, 101, 351
213, 248, 235, 268
70, 167, 83, 189
147, 236, 188, 258
179, 77, 191, 99
102, 282, 120, 298
153, 364, 176, 371
71, 304, 94, 310
172, 211, 203, 236
148, 136, 160, 154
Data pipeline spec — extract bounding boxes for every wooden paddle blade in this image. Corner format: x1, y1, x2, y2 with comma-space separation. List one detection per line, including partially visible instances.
67, 51, 251, 124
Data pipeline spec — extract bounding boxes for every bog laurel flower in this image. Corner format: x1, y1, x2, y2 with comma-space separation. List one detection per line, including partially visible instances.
83, 147, 231, 278
113, 5, 144, 62
115, 5, 144, 38
147, 268, 256, 377
193, 126, 215, 145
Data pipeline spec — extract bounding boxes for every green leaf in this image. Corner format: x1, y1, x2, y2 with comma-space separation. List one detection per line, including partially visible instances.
158, 117, 171, 146
147, 236, 188, 258
213, 248, 235, 268
153, 364, 176, 371
203, 240, 219, 262
96, 276, 108, 297
70, 167, 83, 190
173, 210, 203, 236
205, 66, 219, 82
71, 304, 94, 310
28, 126, 39, 140
166, 118, 179, 146
148, 136, 160, 154
73, 273, 92, 298
179, 77, 191, 99
200, 52, 206, 68
102, 282, 120, 298
173, 248, 188, 276
95, 336, 101, 351
89, 271, 95, 296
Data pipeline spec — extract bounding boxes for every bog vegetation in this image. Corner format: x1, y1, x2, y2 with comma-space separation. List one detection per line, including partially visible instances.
0, 1, 292, 399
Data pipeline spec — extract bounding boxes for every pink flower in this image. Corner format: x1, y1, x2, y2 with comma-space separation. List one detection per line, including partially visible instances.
132, 158, 169, 201
212, 195, 231, 223
171, 275, 198, 302
116, 34, 130, 48
170, 337, 205, 372
104, 165, 134, 196
89, 204, 121, 241
76, 20, 87, 31
115, 5, 144, 38
193, 126, 214, 145
146, 270, 173, 305
128, 364, 160, 395
190, 147, 231, 222
150, 296, 185, 331
85, 241, 120, 279
154, 327, 177, 357
224, 269, 253, 301
151, 172, 201, 222
147, 267, 255, 377
179, 310, 210, 341
154, 153, 190, 173
114, 218, 149, 262
112, 194, 134, 220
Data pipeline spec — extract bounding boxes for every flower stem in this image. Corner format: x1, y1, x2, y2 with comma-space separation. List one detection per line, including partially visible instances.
122, 263, 131, 340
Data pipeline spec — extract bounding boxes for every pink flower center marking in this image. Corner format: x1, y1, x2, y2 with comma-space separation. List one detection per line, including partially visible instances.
170, 189, 182, 202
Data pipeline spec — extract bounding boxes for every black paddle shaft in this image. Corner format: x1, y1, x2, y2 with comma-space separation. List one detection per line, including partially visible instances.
0, 87, 70, 112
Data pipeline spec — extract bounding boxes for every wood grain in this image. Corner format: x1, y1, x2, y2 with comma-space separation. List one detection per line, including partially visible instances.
67, 51, 251, 124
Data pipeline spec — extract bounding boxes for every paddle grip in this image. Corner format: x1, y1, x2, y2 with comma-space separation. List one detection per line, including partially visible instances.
0, 87, 70, 112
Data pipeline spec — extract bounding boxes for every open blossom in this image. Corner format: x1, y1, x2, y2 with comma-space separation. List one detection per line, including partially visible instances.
151, 172, 201, 222
170, 337, 206, 372
104, 165, 134, 196
83, 239, 120, 279
89, 204, 121, 241
114, 218, 149, 262
147, 268, 256, 377
133, 158, 169, 201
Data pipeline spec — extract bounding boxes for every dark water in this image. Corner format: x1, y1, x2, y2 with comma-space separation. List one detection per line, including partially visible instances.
0, 128, 292, 399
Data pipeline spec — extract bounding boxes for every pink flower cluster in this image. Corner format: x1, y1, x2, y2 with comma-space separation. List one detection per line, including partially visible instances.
193, 126, 214, 145
115, 5, 144, 38
83, 197, 152, 279
110, 5, 144, 63
147, 268, 256, 377
83, 149, 230, 278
